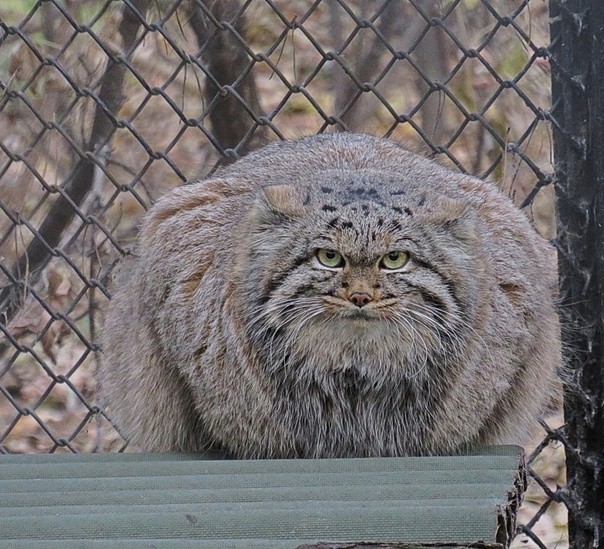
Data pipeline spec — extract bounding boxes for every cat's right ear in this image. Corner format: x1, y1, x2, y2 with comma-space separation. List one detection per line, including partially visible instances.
262, 185, 309, 218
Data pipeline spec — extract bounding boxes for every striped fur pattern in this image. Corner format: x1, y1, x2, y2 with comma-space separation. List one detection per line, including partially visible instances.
102, 133, 560, 458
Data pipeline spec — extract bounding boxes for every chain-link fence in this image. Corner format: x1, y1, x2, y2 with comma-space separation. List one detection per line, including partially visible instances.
2, 0, 600, 547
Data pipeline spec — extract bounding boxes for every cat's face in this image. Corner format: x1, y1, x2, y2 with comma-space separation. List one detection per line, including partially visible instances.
239, 170, 479, 378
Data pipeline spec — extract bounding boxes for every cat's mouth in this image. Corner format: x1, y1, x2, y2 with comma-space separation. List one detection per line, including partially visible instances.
340, 307, 379, 321
321, 296, 383, 322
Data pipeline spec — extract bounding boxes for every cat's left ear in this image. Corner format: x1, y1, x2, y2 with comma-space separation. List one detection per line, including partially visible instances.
262, 185, 309, 217
424, 196, 477, 243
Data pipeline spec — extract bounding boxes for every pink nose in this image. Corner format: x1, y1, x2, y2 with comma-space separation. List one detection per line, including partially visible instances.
349, 292, 373, 307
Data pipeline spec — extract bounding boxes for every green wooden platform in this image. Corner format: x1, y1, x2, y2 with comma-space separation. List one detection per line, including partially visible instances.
0, 446, 525, 548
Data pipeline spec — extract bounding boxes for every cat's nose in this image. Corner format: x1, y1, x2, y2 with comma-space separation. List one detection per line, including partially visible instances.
349, 292, 373, 307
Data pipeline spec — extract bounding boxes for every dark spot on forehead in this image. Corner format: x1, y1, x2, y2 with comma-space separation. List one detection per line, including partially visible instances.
417, 194, 426, 207
345, 187, 368, 200
342, 185, 385, 205
327, 218, 339, 228
341, 221, 354, 229
322, 204, 337, 212
351, 186, 379, 196
391, 206, 413, 216
390, 189, 406, 196
321, 187, 333, 193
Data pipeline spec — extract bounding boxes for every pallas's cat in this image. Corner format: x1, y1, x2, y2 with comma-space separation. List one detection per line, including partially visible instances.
102, 133, 560, 458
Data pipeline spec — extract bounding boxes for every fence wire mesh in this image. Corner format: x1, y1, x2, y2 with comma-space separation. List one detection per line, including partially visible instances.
0, 1, 569, 547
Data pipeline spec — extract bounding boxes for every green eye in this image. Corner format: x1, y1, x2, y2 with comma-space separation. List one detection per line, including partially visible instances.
316, 248, 345, 269
380, 251, 409, 270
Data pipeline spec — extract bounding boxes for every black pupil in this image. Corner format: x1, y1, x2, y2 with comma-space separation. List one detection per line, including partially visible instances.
326, 251, 336, 259
388, 252, 399, 261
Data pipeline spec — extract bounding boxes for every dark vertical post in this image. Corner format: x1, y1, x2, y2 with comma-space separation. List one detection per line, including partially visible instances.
550, 0, 604, 547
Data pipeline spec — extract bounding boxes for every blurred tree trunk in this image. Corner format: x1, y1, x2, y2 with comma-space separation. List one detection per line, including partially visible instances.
0, 0, 149, 325
189, 0, 267, 158
412, 1, 449, 145
331, 0, 402, 132
329, 0, 448, 144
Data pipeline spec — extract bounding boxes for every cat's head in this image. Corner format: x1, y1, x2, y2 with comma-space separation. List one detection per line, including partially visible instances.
237, 169, 483, 378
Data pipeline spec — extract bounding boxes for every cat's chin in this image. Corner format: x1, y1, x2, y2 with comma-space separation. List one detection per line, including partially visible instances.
301, 315, 403, 347
328, 309, 401, 337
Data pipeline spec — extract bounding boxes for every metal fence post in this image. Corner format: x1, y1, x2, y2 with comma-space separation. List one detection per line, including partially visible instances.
550, 0, 604, 546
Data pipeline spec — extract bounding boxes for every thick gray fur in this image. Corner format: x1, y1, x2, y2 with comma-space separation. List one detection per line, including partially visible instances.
102, 133, 561, 458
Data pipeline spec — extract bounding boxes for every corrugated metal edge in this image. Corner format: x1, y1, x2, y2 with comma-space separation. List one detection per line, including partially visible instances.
497, 450, 527, 546
293, 451, 527, 549
295, 541, 505, 548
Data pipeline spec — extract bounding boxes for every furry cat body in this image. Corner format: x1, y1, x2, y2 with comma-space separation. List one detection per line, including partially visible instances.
102, 133, 560, 458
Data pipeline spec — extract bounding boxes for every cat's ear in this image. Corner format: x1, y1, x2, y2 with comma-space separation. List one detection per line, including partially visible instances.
429, 196, 468, 223
262, 185, 309, 217
423, 196, 477, 243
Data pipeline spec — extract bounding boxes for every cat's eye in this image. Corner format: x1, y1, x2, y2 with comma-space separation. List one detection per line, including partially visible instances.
316, 248, 345, 269
380, 251, 409, 271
